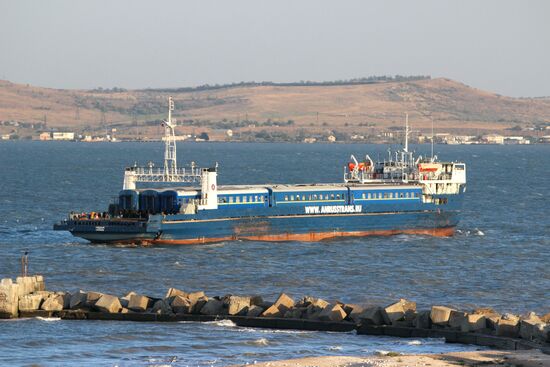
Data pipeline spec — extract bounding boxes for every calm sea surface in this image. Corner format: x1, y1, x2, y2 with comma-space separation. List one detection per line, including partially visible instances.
0, 141, 548, 366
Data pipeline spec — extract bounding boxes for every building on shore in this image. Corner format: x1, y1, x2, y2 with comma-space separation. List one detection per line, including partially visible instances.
483, 134, 504, 144
51, 132, 75, 140
39, 132, 51, 141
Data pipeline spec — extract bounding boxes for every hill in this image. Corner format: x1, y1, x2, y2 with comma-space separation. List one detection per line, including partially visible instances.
1, 77, 549, 140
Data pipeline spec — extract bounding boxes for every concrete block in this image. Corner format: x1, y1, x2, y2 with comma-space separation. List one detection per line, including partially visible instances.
128, 295, 150, 312
151, 300, 173, 315
347, 304, 367, 323
18, 294, 44, 311
165, 288, 187, 299
200, 299, 224, 315
250, 295, 263, 306
86, 291, 103, 307
41, 294, 64, 311
246, 305, 264, 317
261, 293, 294, 318
358, 307, 387, 326
60, 292, 71, 309
414, 310, 432, 329
461, 314, 486, 332
120, 291, 137, 308
190, 297, 208, 314
430, 306, 455, 325
448, 310, 468, 329
318, 304, 347, 322
188, 291, 206, 303
69, 291, 88, 309
496, 317, 520, 338
0, 280, 19, 318
170, 295, 191, 314
227, 296, 251, 316
384, 299, 416, 324
94, 295, 122, 313
520, 318, 547, 342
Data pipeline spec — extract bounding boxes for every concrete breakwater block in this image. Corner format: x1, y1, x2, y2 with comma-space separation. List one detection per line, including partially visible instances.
262, 293, 294, 318
94, 295, 122, 313
41, 294, 65, 311
430, 306, 456, 325
18, 293, 45, 312
226, 295, 251, 316
128, 295, 150, 312
69, 291, 88, 309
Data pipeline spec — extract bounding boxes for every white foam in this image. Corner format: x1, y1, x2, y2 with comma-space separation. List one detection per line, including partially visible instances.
406, 340, 422, 345
36, 317, 61, 322
250, 338, 269, 346
207, 319, 237, 328
328, 345, 342, 351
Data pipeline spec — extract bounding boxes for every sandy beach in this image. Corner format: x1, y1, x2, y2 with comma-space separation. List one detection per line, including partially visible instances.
233, 350, 550, 367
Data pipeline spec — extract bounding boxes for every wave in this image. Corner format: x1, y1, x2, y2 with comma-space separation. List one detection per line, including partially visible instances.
247, 337, 269, 346
36, 317, 61, 322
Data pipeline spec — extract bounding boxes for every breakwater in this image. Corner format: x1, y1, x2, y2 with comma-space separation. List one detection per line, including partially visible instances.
1, 275, 549, 353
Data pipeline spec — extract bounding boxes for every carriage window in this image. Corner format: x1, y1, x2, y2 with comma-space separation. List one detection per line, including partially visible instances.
367, 193, 371, 199
362, 193, 366, 199
284, 195, 288, 201
229, 196, 234, 203
389, 193, 393, 198
313, 194, 318, 200
236, 196, 241, 203
290, 195, 295, 201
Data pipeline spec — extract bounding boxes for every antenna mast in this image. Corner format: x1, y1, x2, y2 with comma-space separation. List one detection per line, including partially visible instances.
404, 112, 409, 153
164, 96, 178, 180
431, 116, 434, 161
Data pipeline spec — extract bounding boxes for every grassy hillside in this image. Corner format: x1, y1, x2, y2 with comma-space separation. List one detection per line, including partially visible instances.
1, 78, 549, 138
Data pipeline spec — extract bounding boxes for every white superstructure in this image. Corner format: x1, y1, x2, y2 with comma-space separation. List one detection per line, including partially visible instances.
122, 97, 214, 191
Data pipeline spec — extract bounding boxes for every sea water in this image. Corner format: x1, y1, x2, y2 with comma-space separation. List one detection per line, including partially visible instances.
0, 141, 548, 366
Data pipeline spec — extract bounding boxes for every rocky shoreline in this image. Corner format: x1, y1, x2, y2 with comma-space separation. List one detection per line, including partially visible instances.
1, 275, 549, 353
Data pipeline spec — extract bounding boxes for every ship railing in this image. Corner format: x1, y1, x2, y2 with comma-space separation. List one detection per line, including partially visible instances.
126, 165, 203, 183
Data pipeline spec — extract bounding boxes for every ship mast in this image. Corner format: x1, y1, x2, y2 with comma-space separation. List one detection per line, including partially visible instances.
164, 97, 178, 181
404, 112, 409, 153
122, 96, 203, 190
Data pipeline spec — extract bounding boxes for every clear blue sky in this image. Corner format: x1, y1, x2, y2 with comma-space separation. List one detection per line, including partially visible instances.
1, 0, 548, 97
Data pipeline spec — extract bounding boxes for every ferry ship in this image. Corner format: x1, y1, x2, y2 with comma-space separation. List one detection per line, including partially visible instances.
54, 98, 467, 245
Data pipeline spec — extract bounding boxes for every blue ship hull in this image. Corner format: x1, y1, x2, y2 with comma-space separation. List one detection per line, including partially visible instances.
55, 188, 464, 244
